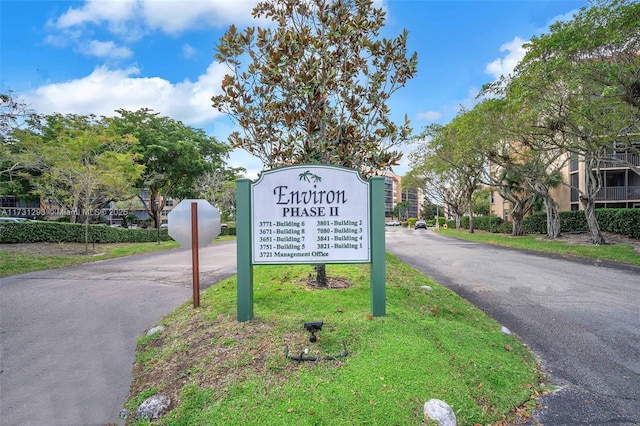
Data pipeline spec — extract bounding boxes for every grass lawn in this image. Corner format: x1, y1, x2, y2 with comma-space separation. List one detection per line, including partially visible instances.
0, 235, 235, 278
437, 228, 640, 266
125, 254, 546, 425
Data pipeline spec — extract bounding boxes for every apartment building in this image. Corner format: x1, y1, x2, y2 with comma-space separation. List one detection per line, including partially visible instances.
491, 145, 640, 220
381, 172, 424, 221
383, 173, 401, 219
565, 151, 640, 210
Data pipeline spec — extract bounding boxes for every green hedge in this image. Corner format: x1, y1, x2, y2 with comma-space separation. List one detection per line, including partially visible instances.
0, 221, 238, 243
522, 208, 640, 238
449, 209, 639, 239
460, 215, 505, 232
0, 222, 174, 243
220, 226, 236, 236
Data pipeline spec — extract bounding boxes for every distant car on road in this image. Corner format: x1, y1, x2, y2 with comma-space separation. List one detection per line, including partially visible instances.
0, 217, 32, 223
414, 220, 427, 229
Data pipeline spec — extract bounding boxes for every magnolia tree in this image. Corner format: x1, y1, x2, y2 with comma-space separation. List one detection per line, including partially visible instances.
212, 0, 418, 285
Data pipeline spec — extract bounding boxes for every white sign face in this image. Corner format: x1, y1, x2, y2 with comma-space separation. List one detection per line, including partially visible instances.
168, 199, 221, 247
252, 165, 370, 264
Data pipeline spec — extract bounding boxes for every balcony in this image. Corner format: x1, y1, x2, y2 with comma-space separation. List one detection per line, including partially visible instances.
600, 153, 640, 169
594, 186, 640, 201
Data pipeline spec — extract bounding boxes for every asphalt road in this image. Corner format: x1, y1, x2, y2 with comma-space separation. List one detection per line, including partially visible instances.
0, 241, 236, 426
386, 228, 640, 426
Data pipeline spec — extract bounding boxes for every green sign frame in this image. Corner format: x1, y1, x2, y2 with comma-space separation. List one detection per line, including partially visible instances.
235, 164, 385, 322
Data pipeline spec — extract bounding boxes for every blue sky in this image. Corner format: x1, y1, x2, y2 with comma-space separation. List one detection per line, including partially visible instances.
1, 0, 587, 178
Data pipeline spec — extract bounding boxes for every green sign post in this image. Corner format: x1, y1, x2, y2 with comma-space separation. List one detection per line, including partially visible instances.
235, 164, 385, 322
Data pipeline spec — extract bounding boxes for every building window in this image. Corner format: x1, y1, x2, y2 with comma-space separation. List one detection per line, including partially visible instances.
165, 199, 174, 207
570, 156, 579, 172
0, 196, 17, 207
570, 174, 579, 203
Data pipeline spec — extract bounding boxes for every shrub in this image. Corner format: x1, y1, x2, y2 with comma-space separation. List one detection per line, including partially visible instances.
522, 208, 639, 238
220, 226, 236, 236
607, 208, 640, 238
522, 214, 547, 234
458, 215, 504, 233
497, 221, 513, 234
0, 221, 173, 244
559, 211, 588, 232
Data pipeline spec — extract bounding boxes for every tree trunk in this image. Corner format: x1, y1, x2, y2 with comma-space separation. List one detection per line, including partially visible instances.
467, 196, 475, 234
315, 264, 328, 287
581, 195, 606, 245
581, 157, 606, 245
84, 215, 90, 253
509, 195, 535, 237
82, 192, 90, 253
511, 212, 524, 236
544, 195, 561, 239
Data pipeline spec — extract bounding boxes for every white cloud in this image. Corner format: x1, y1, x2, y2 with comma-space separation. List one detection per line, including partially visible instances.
228, 148, 263, 180
182, 43, 197, 59
544, 10, 579, 30
83, 40, 133, 59
54, 0, 138, 28
418, 87, 481, 127
142, 0, 260, 33
22, 62, 227, 125
416, 111, 442, 122
53, 0, 260, 35
485, 36, 527, 80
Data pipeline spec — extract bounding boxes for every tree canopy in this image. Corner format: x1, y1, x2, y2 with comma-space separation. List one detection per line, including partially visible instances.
211, 0, 418, 177
107, 108, 230, 227
410, 0, 640, 243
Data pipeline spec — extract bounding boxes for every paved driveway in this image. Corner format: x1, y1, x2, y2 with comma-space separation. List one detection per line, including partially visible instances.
386, 228, 640, 425
0, 241, 236, 426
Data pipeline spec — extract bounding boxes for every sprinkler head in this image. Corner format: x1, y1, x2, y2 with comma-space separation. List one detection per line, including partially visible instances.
304, 321, 323, 343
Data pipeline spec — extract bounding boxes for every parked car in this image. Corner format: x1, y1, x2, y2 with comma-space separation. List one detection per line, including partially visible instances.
0, 217, 32, 223
414, 220, 427, 229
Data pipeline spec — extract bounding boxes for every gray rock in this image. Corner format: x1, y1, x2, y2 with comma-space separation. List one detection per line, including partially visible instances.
421, 285, 433, 291
135, 395, 171, 421
146, 325, 165, 336
118, 408, 130, 420
501, 326, 512, 335
424, 399, 456, 426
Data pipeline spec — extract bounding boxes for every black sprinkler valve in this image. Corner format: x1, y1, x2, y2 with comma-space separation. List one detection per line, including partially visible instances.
304, 321, 323, 342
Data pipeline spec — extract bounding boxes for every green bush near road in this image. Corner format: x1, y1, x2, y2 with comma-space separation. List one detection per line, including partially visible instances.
0, 221, 236, 243
521, 208, 640, 238
0, 221, 173, 244
451, 208, 640, 239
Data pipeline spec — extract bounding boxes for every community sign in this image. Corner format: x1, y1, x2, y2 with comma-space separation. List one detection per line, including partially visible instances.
251, 165, 370, 264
